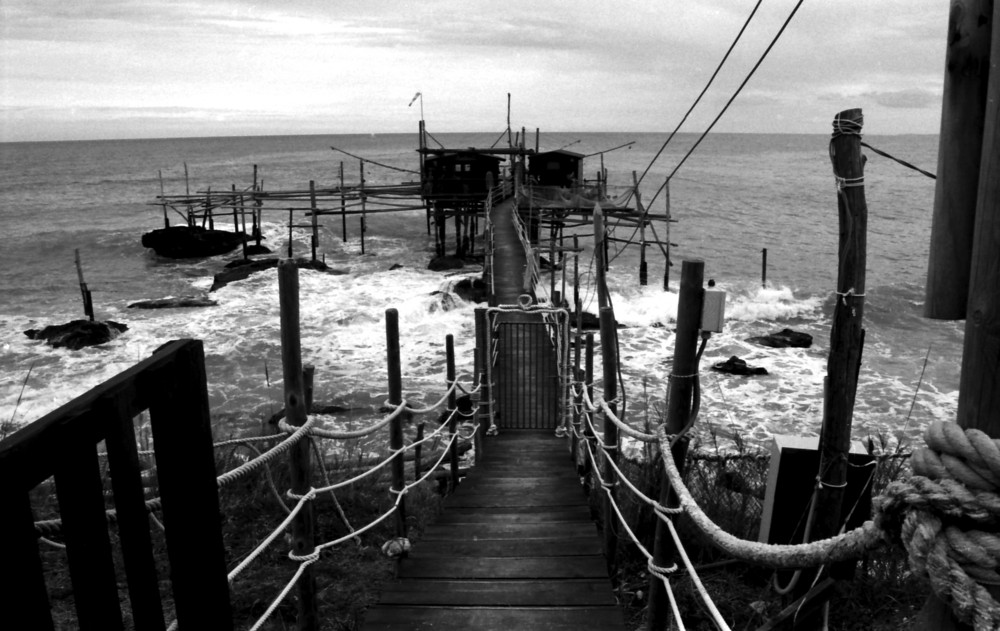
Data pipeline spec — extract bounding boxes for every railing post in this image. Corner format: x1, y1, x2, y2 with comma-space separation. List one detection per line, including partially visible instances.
385, 308, 407, 538
598, 307, 619, 575
278, 261, 318, 631
475, 308, 489, 457
647, 259, 704, 631
446, 334, 460, 491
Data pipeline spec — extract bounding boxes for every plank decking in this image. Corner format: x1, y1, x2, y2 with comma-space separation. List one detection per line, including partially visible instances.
362, 431, 623, 630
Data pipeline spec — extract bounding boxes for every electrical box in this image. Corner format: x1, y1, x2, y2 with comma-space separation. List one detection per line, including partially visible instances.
759, 435, 874, 580
701, 289, 726, 333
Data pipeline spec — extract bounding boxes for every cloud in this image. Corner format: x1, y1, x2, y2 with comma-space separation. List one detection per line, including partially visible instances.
862, 88, 940, 109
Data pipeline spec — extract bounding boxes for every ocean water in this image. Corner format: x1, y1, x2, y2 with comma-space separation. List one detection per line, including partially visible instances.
0, 130, 959, 451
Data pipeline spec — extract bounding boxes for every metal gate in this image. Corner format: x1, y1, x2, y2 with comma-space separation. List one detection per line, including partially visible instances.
487, 308, 569, 430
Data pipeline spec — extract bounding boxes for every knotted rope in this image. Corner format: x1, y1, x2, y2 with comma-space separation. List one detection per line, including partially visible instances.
876, 421, 1000, 630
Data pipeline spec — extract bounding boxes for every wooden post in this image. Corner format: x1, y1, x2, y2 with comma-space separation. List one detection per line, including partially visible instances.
573, 234, 580, 307
549, 226, 557, 301
252, 165, 262, 248
360, 160, 367, 255
664, 178, 672, 291
287, 208, 294, 259
762, 247, 768, 288
74, 249, 94, 321
385, 308, 408, 538
925, 0, 994, 319
309, 181, 319, 263
598, 307, 619, 575
159, 170, 168, 228
277, 261, 318, 631
474, 308, 489, 457
446, 334, 460, 490
303, 364, 315, 412
206, 190, 214, 231
919, 5, 1000, 628
633, 171, 648, 286
647, 259, 704, 631
184, 162, 192, 227
584, 333, 596, 481
339, 162, 347, 242
593, 204, 609, 309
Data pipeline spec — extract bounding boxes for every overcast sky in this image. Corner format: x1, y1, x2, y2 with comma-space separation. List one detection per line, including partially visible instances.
1, 1, 948, 142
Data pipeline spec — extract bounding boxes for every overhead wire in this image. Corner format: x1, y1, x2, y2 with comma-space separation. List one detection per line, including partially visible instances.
647, 0, 808, 209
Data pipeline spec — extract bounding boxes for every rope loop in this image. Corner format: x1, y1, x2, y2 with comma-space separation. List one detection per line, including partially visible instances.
647, 558, 679, 578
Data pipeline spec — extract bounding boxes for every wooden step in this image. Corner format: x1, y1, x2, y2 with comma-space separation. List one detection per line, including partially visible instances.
363, 606, 624, 631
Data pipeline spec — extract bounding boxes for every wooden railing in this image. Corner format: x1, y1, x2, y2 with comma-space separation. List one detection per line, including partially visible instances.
0, 339, 232, 631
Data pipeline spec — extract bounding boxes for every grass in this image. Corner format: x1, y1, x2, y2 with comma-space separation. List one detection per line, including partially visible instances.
597, 424, 926, 631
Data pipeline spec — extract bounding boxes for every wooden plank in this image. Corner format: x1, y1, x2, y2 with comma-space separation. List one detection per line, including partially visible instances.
377, 579, 616, 606
412, 538, 602, 557
363, 606, 624, 631
420, 521, 595, 540
143, 341, 233, 630
101, 398, 166, 631
54, 436, 124, 631
436, 508, 591, 525
399, 556, 610, 579
445, 493, 588, 508
0, 490, 54, 631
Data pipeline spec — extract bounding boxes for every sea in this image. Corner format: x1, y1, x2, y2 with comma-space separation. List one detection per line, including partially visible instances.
0, 131, 959, 454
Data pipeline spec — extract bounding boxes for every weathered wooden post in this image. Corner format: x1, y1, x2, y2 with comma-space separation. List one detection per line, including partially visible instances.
647, 259, 704, 631
474, 308, 489, 457
159, 170, 169, 228
360, 160, 367, 255
446, 334, 460, 490
664, 179, 672, 291
287, 208, 294, 259
919, 3, 1000, 627
633, 171, 648, 286
762, 247, 768, 288
925, 0, 994, 319
599, 306, 619, 575
74, 249, 94, 322
385, 308, 408, 538
277, 260, 318, 631
309, 180, 319, 263
593, 204, 609, 309
339, 162, 347, 242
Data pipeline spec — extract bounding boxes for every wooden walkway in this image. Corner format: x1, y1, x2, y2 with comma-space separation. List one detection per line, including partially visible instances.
362, 431, 623, 630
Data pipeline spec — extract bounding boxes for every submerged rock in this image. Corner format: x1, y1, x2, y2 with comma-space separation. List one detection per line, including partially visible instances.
141, 225, 249, 259
210, 258, 347, 292
244, 244, 271, 256
746, 328, 813, 349
128, 295, 218, 309
711, 355, 768, 376
452, 277, 489, 303
25, 320, 128, 350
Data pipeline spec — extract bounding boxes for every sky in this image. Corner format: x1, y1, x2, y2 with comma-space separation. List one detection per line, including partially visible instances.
0, 1, 949, 142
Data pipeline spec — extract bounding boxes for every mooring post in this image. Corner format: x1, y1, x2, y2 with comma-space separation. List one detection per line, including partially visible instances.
385, 308, 408, 538
309, 180, 319, 263
647, 258, 704, 631
287, 208, 294, 259
925, 0, 994, 319
277, 261, 318, 631
919, 4, 1000, 627
762, 247, 768, 288
360, 160, 367, 255
446, 334, 460, 491
598, 307, 619, 574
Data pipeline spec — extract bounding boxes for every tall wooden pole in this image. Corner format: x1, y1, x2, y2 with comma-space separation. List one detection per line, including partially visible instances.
385, 309, 408, 539
918, 4, 1000, 628
646, 259, 704, 631
593, 204, 609, 309
664, 179, 672, 291
925, 0, 994, 319
340, 162, 348, 242
278, 261, 318, 631
633, 171, 648, 286
599, 307, 619, 575
309, 180, 319, 263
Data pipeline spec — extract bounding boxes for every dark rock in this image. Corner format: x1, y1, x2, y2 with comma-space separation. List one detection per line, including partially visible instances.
571, 312, 601, 330
210, 257, 347, 292
452, 277, 488, 303
389, 263, 405, 271
428, 255, 464, 271
244, 244, 271, 256
25, 320, 128, 350
128, 295, 218, 309
711, 355, 768, 376
746, 328, 813, 349
141, 225, 249, 259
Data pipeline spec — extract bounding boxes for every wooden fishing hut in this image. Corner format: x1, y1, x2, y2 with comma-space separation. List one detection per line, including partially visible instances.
419, 148, 512, 258
528, 149, 584, 188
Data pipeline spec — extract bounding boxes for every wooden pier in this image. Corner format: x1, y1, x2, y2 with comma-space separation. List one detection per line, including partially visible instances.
362, 431, 622, 631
